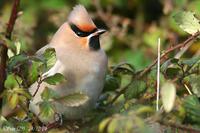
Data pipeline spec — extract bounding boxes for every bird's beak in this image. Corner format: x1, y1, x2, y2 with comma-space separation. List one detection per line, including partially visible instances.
96, 29, 106, 35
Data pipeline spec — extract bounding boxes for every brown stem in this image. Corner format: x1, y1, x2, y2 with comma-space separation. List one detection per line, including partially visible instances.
110, 32, 200, 104
32, 75, 42, 97
138, 31, 200, 79
0, 0, 20, 109
6, 0, 20, 39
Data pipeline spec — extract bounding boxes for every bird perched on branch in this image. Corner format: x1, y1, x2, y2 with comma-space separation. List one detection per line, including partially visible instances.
28, 5, 107, 123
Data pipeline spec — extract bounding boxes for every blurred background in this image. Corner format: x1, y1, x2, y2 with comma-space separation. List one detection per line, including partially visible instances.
0, 0, 200, 70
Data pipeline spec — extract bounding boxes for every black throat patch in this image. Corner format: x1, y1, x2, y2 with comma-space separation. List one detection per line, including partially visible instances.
89, 35, 100, 51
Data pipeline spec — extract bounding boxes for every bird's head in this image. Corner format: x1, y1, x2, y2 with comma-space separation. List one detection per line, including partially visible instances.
51, 5, 106, 51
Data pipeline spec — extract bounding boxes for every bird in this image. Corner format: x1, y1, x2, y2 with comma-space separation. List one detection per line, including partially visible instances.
28, 5, 108, 123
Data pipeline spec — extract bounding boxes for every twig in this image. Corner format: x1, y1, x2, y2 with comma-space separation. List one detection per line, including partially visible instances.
0, 0, 20, 110
159, 120, 200, 133
109, 78, 133, 105
156, 38, 160, 111
32, 75, 43, 97
138, 31, 200, 79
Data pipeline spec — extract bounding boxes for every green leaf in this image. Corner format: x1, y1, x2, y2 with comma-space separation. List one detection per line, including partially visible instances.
112, 62, 135, 76
13, 88, 31, 99
39, 101, 55, 120
181, 56, 200, 67
43, 73, 66, 85
186, 75, 200, 97
173, 11, 200, 34
7, 93, 19, 109
27, 61, 39, 84
184, 95, 200, 124
99, 117, 112, 133
124, 80, 146, 100
7, 54, 28, 72
41, 87, 58, 101
103, 75, 120, 92
43, 48, 56, 71
165, 66, 181, 78
161, 81, 176, 112
4, 74, 22, 89
53, 93, 89, 107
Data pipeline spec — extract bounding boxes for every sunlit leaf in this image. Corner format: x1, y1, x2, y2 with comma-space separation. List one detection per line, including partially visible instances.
43, 73, 66, 85
53, 93, 89, 107
39, 101, 55, 120
99, 117, 112, 133
161, 81, 176, 112
41, 87, 58, 101
4, 74, 22, 89
173, 11, 200, 34
43, 48, 56, 71
8, 93, 19, 109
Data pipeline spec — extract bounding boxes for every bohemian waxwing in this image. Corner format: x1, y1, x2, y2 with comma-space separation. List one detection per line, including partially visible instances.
28, 5, 108, 123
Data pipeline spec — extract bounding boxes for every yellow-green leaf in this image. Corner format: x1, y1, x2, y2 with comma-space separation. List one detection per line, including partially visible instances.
53, 93, 89, 107
173, 11, 200, 35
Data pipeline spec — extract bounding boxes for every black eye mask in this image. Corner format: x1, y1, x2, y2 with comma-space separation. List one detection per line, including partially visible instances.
69, 23, 97, 37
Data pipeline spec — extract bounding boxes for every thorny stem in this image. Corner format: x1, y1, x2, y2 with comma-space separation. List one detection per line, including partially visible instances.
138, 31, 200, 79
0, 0, 20, 110
110, 32, 200, 104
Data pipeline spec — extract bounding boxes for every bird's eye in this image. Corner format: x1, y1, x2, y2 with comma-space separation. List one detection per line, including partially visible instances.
70, 23, 97, 37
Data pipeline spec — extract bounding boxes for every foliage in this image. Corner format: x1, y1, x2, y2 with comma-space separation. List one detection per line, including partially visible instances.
0, 0, 200, 133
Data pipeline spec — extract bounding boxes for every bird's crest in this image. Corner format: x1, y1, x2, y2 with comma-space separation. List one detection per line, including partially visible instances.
68, 5, 96, 32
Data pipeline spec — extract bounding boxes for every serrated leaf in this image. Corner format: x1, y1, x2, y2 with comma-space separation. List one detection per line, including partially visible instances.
43, 73, 66, 85
43, 48, 56, 71
39, 101, 55, 120
124, 80, 146, 100
41, 87, 58, 101
161, 82, 176, 112
173, 11, 200, 35
53, 93, 89, 107
4, 74, 22, 89
184, 95, 200, 124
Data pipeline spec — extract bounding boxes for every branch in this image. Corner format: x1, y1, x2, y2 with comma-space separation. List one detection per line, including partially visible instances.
0, 0, 20, 109
109, 32, 200, 105
138, 31, 200, 79
6, 0, 20, 39
32, 75, 43, 97
159, 120, 200, 133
